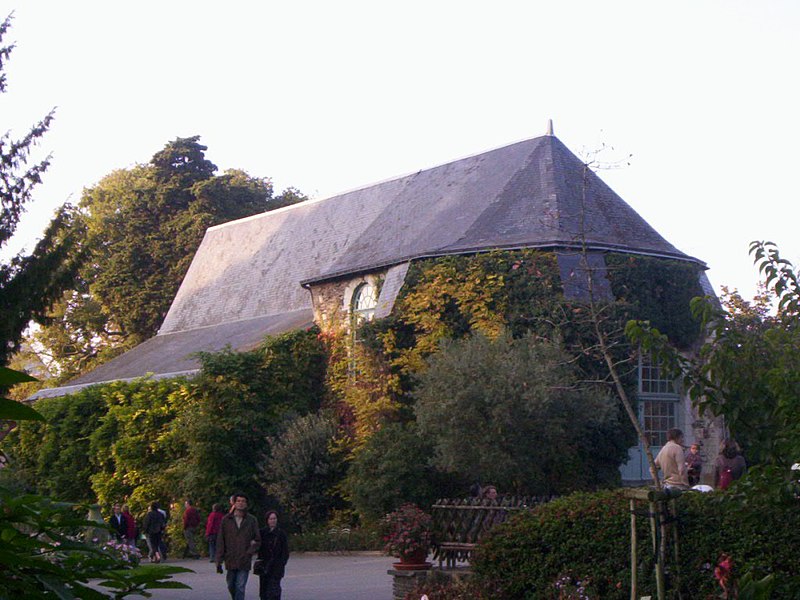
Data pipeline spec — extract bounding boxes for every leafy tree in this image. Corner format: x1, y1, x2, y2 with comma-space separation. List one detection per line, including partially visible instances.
414, 331, 628, 495
629, 241, 800, 469
344, 421, 460, 521
257, 411, 346, 531
0, 15, 84, 366
32, 138, 307, 380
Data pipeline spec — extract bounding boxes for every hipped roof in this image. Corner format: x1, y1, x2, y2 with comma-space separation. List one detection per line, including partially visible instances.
31, 132, 703, 399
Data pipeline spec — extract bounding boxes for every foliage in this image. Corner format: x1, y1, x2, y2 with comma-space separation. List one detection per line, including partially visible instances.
344, 421, 459, 522
0, 366, 42, 421
0, 485, 191, 599
414, 332, 628, 495
390, 251, 563, 376
404, 569, 495, 600
470, 488, 800, 599
321, 325, 403, 449
288, 524, 381, 552
627, 242, 800, 468
330, 249, 702, 518
0, 368, 189, 598
5, 388, 106, 501
183, 328, 328, 512
196, 326, 327, 413
2, 329, 327, 519
87, 378, 187, 513
380, 503, 433, 558
257, 411, 345, 532
30, 139, 308, 381
605, 254, 704, 349
0, 15, 84, 366
714, 554, 776, 600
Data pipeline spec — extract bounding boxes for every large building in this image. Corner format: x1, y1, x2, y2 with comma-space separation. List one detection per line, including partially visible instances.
32, 126, 720, 482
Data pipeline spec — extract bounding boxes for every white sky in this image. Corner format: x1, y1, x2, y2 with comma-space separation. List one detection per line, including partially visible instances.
2, 1, 798, 301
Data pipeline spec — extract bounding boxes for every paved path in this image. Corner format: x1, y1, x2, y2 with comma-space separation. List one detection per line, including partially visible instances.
143, 553, 397, 600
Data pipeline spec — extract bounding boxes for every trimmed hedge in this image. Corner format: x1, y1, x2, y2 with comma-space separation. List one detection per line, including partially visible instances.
471, 489, 800, 599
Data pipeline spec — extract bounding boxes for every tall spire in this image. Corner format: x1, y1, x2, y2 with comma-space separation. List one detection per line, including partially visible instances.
545, 119, 554, 136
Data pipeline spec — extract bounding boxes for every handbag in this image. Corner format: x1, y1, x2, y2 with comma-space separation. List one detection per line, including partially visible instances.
253, 559, 267, 576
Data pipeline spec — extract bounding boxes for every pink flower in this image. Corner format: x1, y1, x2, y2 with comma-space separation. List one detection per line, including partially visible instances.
714, 554, 733, 593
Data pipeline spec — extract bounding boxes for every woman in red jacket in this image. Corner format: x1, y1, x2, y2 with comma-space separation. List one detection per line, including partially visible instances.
205, 503, 225, 561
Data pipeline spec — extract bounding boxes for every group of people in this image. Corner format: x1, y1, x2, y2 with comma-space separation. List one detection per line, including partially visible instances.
654, 428, 747, 490
108, 493, 289, 600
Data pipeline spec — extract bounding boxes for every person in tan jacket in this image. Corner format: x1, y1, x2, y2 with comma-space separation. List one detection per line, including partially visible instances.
654, 428, 689, 489
215, 492, 261, 600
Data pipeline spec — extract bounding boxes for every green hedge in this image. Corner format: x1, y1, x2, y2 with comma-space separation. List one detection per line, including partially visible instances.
289, 525, 381, 552
471, 488, 800, 599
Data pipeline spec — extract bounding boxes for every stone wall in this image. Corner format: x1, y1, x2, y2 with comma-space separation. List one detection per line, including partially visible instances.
308, 272, 386, 333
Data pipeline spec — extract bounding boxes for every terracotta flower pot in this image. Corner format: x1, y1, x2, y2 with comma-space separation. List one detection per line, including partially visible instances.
393, 547, 431, 571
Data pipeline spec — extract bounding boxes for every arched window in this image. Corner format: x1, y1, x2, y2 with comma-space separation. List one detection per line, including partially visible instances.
351, 282, 378, 328
349, 282, 378, 378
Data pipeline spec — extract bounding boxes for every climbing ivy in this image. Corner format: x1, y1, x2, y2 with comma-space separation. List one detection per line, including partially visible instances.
605, 253, 705, 349
339, 249, 706, 460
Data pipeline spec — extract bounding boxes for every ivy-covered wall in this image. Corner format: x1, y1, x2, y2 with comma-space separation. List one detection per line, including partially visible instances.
2, 328, 327, 518
605, 253, 705, 350
322, 249, 707, 467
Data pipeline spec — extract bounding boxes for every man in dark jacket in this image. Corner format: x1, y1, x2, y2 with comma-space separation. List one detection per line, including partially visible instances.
182, 499, 201, 558
215, 492, 261, 600
108, 503, 127, 542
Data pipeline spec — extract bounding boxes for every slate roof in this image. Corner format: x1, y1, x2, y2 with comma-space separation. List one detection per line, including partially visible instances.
32, 132, 704, 399
29, 310, 314, 399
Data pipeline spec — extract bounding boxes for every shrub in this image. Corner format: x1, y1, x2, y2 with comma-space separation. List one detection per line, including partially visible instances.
404, 569, 495, 600
257, 411, 345, 532
345, 421, 459, 522
471, 488, 800, 599
415, 332, 628, 495
289, 524, 381, 552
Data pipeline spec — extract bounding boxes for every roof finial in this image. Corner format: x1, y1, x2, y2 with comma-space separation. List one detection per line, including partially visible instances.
546, 119, 554, 136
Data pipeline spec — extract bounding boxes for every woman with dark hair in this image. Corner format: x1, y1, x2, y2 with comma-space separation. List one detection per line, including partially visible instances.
255, 510, 289, 600
142, 502, 166, 563
714, 439, 747, 490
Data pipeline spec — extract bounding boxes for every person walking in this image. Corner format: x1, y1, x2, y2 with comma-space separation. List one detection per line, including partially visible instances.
142, 502, 167, 563
121, 504, 137, 547
182, 499, 202, 559
108, 503, 127, 542
205, 503, 225, 562
215, 492, 261, 600
256, 510, 290, 600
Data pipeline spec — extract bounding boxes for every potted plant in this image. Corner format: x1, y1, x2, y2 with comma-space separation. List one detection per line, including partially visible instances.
381, 503, 432, 569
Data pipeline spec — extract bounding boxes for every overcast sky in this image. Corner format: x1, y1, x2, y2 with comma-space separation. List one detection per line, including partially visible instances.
2, 1, 798, 301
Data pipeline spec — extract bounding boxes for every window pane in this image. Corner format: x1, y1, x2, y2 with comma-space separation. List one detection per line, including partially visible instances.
642, 399, 676, 447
